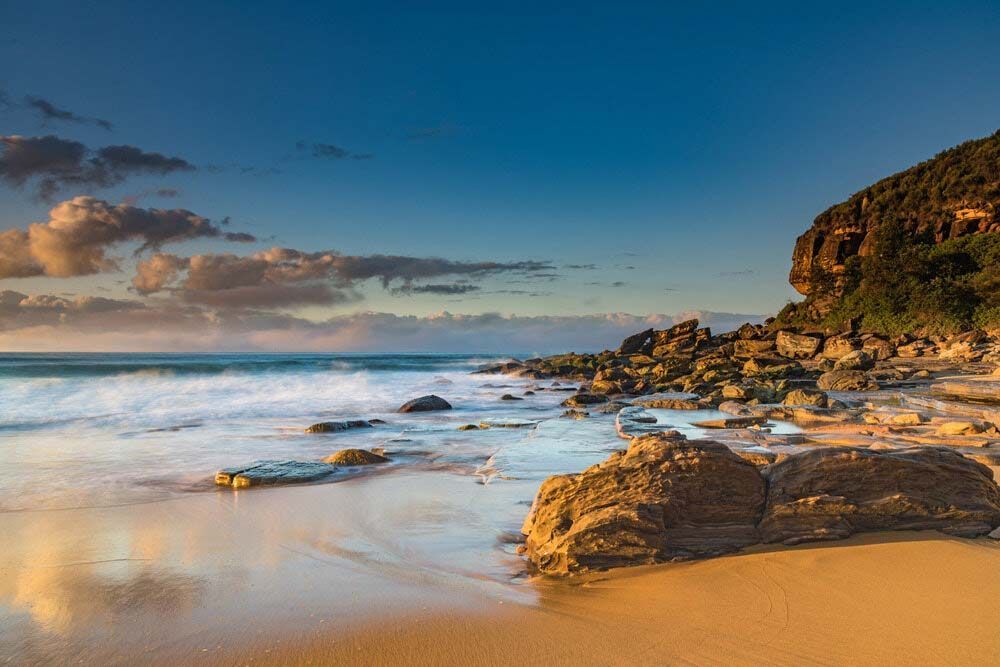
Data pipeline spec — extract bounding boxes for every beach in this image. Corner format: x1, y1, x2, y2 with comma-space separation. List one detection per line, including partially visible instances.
2, 352, 1000, 665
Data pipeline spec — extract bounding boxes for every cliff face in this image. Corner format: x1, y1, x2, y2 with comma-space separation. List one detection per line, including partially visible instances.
790, 130, 1000, 300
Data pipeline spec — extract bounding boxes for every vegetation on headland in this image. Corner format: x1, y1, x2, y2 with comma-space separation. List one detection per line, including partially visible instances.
776, 221, 1000, 335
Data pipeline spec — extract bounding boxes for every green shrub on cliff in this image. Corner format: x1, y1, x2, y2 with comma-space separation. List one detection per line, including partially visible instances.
778, 222, 1000, 335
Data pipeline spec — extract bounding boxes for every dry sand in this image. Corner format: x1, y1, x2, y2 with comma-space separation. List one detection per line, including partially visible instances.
237, 532, 1000, 667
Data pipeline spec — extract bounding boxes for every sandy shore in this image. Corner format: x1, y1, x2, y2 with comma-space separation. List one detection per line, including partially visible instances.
236, 532, 1000, 667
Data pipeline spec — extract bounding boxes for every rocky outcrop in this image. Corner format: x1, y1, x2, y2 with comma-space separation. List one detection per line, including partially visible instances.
522, 439, 1000, 574
520, 432, 766, 574
398, 395, 452, 412
759, 447, 1000, 545
816, 370, 879, 392
788, 130, 1000, 304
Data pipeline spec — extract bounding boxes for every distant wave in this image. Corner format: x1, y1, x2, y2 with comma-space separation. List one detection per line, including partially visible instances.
0, 352, 522, 380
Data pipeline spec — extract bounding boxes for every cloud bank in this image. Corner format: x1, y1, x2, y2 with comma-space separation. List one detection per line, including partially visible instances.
0, 292, 764, 352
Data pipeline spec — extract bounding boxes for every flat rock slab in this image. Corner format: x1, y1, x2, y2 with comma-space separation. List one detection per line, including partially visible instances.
931, 379, 1000, 404
479, 418, 538, 429
305, 419, 372, 433
692, 416, 768, 429
216, 460, 337, 489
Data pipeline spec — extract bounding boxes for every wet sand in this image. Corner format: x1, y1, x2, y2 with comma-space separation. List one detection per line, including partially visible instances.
4, 471, 1000, 666
242, 532, 1000, 667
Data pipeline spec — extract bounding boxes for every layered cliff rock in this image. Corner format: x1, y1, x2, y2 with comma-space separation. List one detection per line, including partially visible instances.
789, 130, 1000, 301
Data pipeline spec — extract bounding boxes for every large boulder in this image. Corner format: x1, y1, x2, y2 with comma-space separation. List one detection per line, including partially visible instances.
775, 331, 822, 359
759, 447, 1000, 545
521, 432, 766, 574
782, 388, 828, 407
617, 328, 654, 355
398, 395, 452, 412
816, 370, 879, 392
834, 349, 874, 371
820, 336, 861, 360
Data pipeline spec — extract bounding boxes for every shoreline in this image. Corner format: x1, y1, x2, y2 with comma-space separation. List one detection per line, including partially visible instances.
215, 531, 1000, 666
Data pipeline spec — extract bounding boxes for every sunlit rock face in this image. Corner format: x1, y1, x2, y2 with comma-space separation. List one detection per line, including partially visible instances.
788, 130, 1000, 307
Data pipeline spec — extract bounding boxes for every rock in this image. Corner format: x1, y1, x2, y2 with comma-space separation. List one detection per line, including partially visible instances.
617, 328, 655, 355
457, 424, 480, 431
521, 432, 766, 574
862, 337, 896, 361
692, 416, 769, 429
931, 379, 1000, 404
718, 401, 753, 416
990, 526, 1000, 540
323, 448, 389, 465
938, 421, 984, 436
775, 331, 822, 359
561, 409, 589, 419
782, 388, 828, 408
215, 460, 337, 489
500, 394, 523, 401
561, 393, 608, 408
479, 418, 538, 429
733, 339, 776, 357
398, 395, 453, 412
821, 336, 860, 360
523, 390, 536, 396
633, 396, 702, 410
735, 448, 780, 466
368, 418, 387, 425
474, 360, 526, 375
816, 370, 879, 392
305, 419, 372, 433
759, 447, 1000, 545
594, 400, 630, 414
834, 350, 874, 371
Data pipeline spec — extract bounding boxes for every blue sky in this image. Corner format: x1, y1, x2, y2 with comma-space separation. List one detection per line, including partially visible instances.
1, 1, 999, 350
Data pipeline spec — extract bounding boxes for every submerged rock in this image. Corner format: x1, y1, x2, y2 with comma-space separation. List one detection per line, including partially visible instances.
457, 424, 480, 431
931, 379, 1000, 404
615, 406, 662, 439
215, 460, 337, 489
398, 395, 453, 412
500, 393, 523, 401
692, 416, 768, 429
305, 419, 372, 433
479, 418, 538, 429
323, 448, 389, 465
759, 447, 1000, 545
561, 409, 589, 419
521, 432, 766, 574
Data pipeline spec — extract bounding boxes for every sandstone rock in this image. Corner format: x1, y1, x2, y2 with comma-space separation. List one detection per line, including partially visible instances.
862, 337, 896, 361
821, 336, 860, 360
938, 421, 984, 436
398, 395, 453, 412
323, 448, 389, 465
215, 460, 337, 489
457, 424, 480, 431
617, 328, 655, 355
817, 370, 879, 392
633, 396, 703, 410
561, 409, 589, 419
595, 400, 630, 414
834, 350, 874, 371
733, 339, 776, 357
692, 416, 769, 429
305, 419, 372, 433
931, 379, 1000, 404
782, 388, 828, 407
775, 331, 822, 359
759, 447, 1000, 545
561, 393, 608, 407
521, 433, 766, 574
718, 401, 753, 416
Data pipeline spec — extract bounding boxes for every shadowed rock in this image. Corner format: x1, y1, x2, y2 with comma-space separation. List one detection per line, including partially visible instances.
323, 448, 389, 465
521, 432, 766, 574
215, 460, 337, 489
561, 393, 608, 408
398, 395, 452, 412
759, 447, 1000, 545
